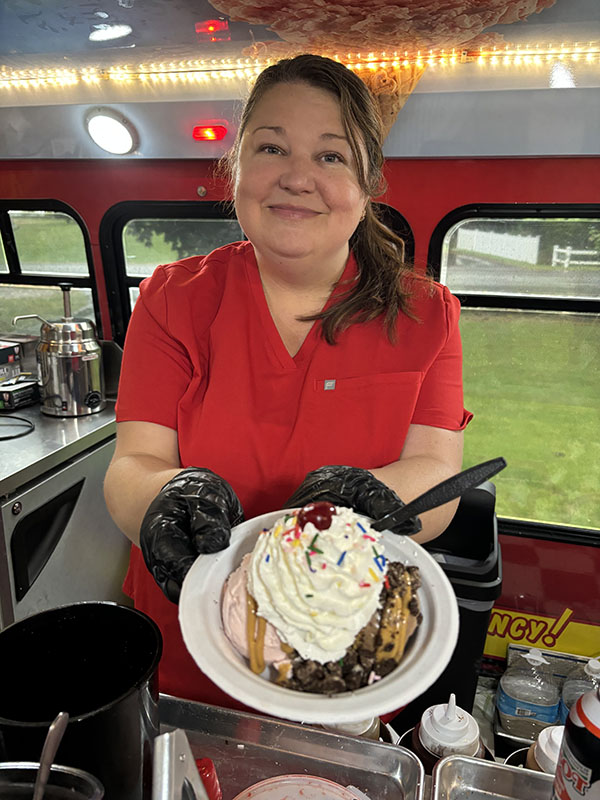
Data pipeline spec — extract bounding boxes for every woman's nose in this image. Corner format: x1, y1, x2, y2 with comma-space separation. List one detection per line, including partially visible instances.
278, 155, 316, 193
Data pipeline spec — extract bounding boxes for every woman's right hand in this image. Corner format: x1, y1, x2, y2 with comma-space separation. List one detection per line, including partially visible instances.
139, 467, 244, 603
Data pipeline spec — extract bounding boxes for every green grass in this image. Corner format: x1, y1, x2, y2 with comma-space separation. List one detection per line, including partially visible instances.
460, 310, 600, 529
11, 215, 88, 267
122, 230, 177, 271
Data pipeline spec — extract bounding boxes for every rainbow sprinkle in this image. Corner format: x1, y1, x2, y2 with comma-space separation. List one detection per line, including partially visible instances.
357, 522, 366, 533
265, 554, 270, 563
374, 554, 386, 572
368, 567, 379, 583
336, 551, 347, 566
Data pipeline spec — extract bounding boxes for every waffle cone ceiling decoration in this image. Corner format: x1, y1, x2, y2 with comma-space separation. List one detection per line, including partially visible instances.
207, 0, 557, 135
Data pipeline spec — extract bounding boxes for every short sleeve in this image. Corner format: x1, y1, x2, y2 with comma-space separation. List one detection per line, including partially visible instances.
410, 286, 473, 431
115, 266, 193, 429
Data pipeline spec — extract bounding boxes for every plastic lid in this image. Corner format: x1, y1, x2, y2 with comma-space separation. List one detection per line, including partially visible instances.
419, 694, 480, 756
231, 775, 358, 799
521, 647, 550, 666
584, 658, 600, 678
534, 725, 565, 773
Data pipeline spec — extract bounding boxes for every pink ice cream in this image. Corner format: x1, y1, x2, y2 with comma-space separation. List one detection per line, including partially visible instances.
222, 553, 287, 665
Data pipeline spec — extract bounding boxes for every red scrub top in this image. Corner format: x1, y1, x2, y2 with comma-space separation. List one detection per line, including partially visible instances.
116, 241, 471, 712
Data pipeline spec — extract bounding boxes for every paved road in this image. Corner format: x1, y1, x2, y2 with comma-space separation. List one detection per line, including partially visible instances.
445, 255, 600, 298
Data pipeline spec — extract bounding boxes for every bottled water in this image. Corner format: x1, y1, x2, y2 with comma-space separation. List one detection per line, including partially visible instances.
496, 648, 560, 738
559, 658, 600, 724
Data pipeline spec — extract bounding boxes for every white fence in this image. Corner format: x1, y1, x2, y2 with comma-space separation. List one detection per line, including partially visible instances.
552, 246, 600, 268
456, 228, 540, 264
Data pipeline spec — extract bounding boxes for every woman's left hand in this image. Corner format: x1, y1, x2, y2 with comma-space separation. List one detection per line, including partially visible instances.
284, 465, 421, 535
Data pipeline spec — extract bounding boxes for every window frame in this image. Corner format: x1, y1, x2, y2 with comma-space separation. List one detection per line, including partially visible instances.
428, 203, 600, 314
428, 203, 600, 543
100, 200, 415, 345
0, 199, 104, 337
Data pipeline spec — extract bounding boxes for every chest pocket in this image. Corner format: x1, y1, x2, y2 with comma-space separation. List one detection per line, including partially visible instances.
305, 371, 423, 469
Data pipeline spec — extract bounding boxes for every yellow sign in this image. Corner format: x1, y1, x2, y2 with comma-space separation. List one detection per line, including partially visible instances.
484, 607, 600, 660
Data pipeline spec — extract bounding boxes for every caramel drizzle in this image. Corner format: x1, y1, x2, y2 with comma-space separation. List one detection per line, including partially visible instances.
246, 590, 267, 674
375, 573, 413, 664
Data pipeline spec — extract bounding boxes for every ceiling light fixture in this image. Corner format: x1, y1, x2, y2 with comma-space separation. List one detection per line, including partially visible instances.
89, 23, 133, 42
85, 107, 138, 154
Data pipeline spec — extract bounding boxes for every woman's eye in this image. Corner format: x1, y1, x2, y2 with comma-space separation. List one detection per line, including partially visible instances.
259, 144, 282, 155
321, 152, 344, 164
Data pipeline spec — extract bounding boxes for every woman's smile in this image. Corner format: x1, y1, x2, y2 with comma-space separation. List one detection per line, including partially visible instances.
267, 203, 322, 220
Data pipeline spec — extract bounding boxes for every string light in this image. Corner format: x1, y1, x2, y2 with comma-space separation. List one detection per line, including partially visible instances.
0, 42, 598, 92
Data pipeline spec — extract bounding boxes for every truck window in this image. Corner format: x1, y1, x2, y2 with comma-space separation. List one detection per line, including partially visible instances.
122, 217, 244, 306
438, 213, 600, 532
0, 207, 99, 337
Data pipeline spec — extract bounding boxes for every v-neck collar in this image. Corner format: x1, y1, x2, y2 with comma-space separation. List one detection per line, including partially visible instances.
244, 245, 358, 370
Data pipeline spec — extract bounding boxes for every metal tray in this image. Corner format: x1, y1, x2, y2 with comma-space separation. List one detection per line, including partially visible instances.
431, 755, 554, 800
159, 694, 424, 800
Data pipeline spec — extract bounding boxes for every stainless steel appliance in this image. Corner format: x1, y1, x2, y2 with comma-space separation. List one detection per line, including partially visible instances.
12, 282, 106, 417
0, 404, 130, 629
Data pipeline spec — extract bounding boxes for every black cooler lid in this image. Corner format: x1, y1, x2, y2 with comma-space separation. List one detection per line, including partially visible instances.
423, 483, 502, 602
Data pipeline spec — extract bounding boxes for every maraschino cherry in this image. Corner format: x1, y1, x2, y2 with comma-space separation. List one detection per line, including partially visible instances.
297, 501, 336, 531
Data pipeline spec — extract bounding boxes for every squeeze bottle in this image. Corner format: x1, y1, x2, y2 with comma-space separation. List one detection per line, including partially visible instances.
525, 725, 565, 773
410, 693, 485, 774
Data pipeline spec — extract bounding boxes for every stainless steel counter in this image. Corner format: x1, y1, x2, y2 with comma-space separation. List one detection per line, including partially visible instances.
0, 402, 116, 497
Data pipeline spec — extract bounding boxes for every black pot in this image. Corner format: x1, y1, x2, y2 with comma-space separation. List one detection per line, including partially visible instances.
0, 602, 162, 800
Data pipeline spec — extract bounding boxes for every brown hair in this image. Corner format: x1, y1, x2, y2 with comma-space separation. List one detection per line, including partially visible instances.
219, 53, 418, 343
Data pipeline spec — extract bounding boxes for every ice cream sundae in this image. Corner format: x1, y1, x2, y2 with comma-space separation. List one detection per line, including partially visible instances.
221, 502, 422, 693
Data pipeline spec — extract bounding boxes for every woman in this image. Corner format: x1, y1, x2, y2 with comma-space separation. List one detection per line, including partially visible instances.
104, 54, 471, 706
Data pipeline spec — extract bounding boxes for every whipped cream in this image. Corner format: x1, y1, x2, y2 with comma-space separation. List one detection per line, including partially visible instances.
247, 506, 388, 663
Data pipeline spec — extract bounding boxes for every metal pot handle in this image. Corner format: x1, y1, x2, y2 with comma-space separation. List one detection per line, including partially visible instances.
152, 728, 210, 800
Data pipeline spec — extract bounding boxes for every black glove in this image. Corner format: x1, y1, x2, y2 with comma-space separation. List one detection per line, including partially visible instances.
285, 465, 421, 536
139, 467, 244, 603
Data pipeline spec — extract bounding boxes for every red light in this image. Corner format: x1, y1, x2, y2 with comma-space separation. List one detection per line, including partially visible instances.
193, 123, 228, 142
195, 19, 228, 34
195, 19, 230, 41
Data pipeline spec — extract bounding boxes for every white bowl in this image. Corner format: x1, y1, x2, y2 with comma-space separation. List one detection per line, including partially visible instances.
179, 510, 459, 724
